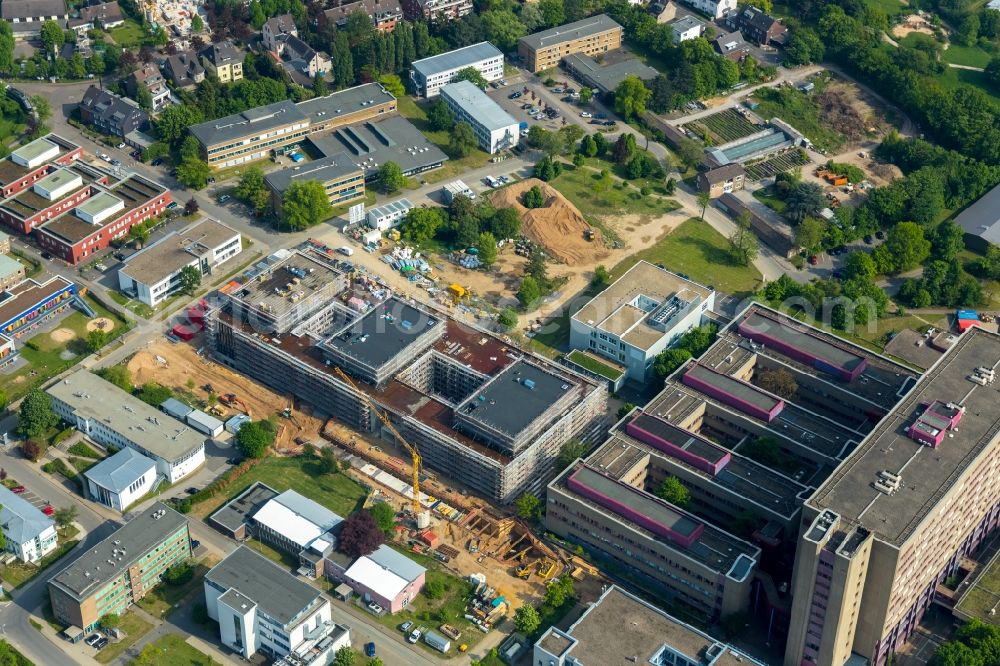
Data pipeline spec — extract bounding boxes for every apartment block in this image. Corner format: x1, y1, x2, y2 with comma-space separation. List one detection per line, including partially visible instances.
409, 42, 504, 97
0, 485, 58, 562
697, 163, 746, 198
682, 0, 736, 19
48, 503, 190, 631
518, 15, 623, 73
402, 0, 472, 22
439, 81, 519, 154
199, 40, 244, 83
207, 246, 607, 503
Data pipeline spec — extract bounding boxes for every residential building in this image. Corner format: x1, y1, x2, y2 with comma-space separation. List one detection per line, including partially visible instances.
206, 248, 607, 503
262, 13, 297, 52
784, 326, 1000, 666
682, 0, 736, 19
200, 40, 244, 83
77, 1, 123, 29
79, 86, 150, 138
717, 190, 797, 258
726, 5, 787, 45
518, 15, 623, 73
670, 15, 705, 42
276, 35, 331, 86
1, 0, 68, 34
569, 260, 715, 382
48, 503, 190, 632
367, 198, 413, 230
650, 1, 677, 23
0, 254, 26, 290
953, 182, 1000, 253
0, 135, 82, 200
204, 546, 351, 662
410, 42, 504, 97
117, 218, 242, 307
126, 63, 170, 111
0, 485, 58, 563
84, 447, 158, 512
324, 0, 403, 32
342, 544, 425, 613
714, 31, 751, 60
534, 585, 765, 666
402, 0, 471, 22
561, 53, 658, 96
164, 51, 205, 89
697, 163, 746, 198
264, 153, 365, 212
439, 81, 518, 154
48, 370, 207, 483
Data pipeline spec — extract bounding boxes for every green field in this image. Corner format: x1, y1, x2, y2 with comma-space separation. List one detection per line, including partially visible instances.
0, 536, 78, 589
94, 611, 154, 664
566, 349, 623, 381
135, 634, 220, 666
865, 0, 906, 16
396, 96, 492, 183
750, 85, 846, 153
942, 44, 993, 68
934, 66, 1000, 103
611, 218, 763, 296
137, 558, 215, 618
107, 19, 146, 47
752, 187, 787, 213
550, 164, 682, 222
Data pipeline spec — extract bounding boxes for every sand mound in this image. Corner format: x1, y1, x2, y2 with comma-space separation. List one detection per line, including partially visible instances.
50, 328, 76, 343
489, 178, 608, 266
87, 317, 115, 333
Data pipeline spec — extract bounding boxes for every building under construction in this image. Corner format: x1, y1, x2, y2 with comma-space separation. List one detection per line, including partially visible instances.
207, 247, 607, 503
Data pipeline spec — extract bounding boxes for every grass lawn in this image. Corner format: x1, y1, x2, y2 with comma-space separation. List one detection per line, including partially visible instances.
611, 218, 763, 296
565, 349, 623, 381
246, 539, 296, 567
134, 634, 220, 666
751, 187, 787, 213
865, 0, 906, 16
934, 67, 1000, 103
395, 96, 491, 183
526, 283, 601, 358
193, 456, 367, 519
137, 559, 215, 618
550, 164, 681, 223
107, 290, 155, 319
750, 85, 846, 153
107, 20, 146, 47
0, 539, 79, 589
942, 44, 993, 68
94, 611, 154, 664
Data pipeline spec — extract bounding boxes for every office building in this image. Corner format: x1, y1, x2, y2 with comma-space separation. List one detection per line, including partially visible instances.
250, 489, 343, 558
367, 198, 413, 230
342, 544, 425, 614
561, 53, 658, 96
204, 546, 351, 662
206, 246, 607, 503
569, 261, 715, 382
410, 42, 504, 97
117, 218, 241, 306
402, 0, 472, 22
84, 447, 158, 512
0, 485, 58, 563
199, 40, 244, 83
518, 15, 623, 73
48, 370, 207, 483
264, 152, 365, 212
534, 585, 765, 666
48, 503, 190, 632
440, 81, 519, 154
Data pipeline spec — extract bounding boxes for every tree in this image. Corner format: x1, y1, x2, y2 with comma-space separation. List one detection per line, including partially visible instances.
481, 9, 527, 50
612, 134, 636, 165
592, 265, 611, 289
478, 232, 497, 267
489, 207, 521, 239
378, 73, 405, 98
400, 207, 446, 244
178, 265, 201, 296
86, 329, 109, 352
236, 420, 276, 458
498, 308, 518, 330
756, 367, 798, 398
534, 155, 562, 181
184, 197, 199, 216
337, 510, 384, 558
423, 579, 445, 599
0, 20, 14, 76
312, 72, 329, 98
235, 167, 270, 214
844, 251, 877, 280
21, 440, 41, 462
515, 493, 543, 522
655, 476, 690, 507
517, 276, 541, 308
514, 604, 541, 634
675, 138, 703, 171
333, 645, 357, 666
100, 613, 121, 630
53, 505, 77, 529
696, 191, 710, 220
156, 106, 204, 146
785, 182, 825, 223
448, 122, 477, 158
283, 180, 333, 230
617, 403, 635, 420
885, 222, 931, 272
176, 157, 211, 190
136, 86, 154, 111
614, 75, 651, 119
164, 561, 194, 585
369, 501, 396, 535
654, 349, 691, 380
40, 20, 64, 55
453, 66, 487, 88
18, 390, 58, 438
728, 213, 759, 266
367, 659, 384, 666
191, 13, 204, 32
137, 382, 172, 406
96, 365, 133, 392
426, 98, 454, 132
377, 161, 405, 194
543, 575, 574, 609
29, 95, 52, 136
931, 220, 965, 261
522, 185, 544, 209
578, 86, 592, 105
795, 216, 826, 251
557, 438, 588, 470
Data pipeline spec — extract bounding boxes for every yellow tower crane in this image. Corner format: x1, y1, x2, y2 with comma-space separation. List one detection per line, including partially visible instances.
332, 366, 426, 521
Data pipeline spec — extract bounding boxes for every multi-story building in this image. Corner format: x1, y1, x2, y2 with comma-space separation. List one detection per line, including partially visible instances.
206, 246, 607, 503
726, 5, 787, 46
518, 15, 623, 73
83, 447, 158, 512
682, 0, 736, 19
698, 163, 746, 198
199, 40, 244, 83
0, 135, 83, 200
0, 485, 58, 563
0, 254, 25, 290
48, 503, 190, 631
439, 81, 519, 154
784, 326, 1000, 666
204, 546, 351, 663
78, 86, 150, 139
670, 15, 705, 42
402, 0, 471, 22
117, 218, 242, 307
163, 51, 205, 89
264, 152, 365, 211
410, 42, 504, 97
569, 261, 715, 382
1, 0, 68, 35
48, 370, 207, 484
324, 0, 403, 33
534, 585, 765, 666
0, 274, 76, 342
127, 63, 170, 111
77, 1, 124, 30
262, 13, 297, 52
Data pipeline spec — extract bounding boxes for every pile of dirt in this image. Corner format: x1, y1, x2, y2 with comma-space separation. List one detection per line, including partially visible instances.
489, 178, 609, 266
815, 90, 866, 142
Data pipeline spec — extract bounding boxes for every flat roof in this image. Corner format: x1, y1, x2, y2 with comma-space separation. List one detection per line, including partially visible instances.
83, 447, 156, 494
10, 136, 60, 165
35, 168, 79, 193
411, 42, 503, 78
672, 15, 704, 31
264, 152, 362, 194
741, 310, 865, 375
629, 413, 730, 465
457, 359, 575, 438
49, 503, 187, 600
308, 115, 448, 177
0, 254, 23, 279
206, 545, 323, 625
368, 198, 413, 218
189, 100, 307, 148
119, 218, 240, 286
684, 362, 783, 415
296, 82, 396, 125
228, 249, 344, 325
520, 14, 621, 50
809, 327, 1000, 546
209, 481, 279, 534
0, 275, 73, 329
561, 53, 658, 94
440, 81, 518, 132
322, 296, 440, 371
47, 370, 206, 464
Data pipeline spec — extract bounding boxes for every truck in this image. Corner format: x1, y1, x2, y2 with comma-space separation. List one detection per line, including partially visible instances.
424, 630, 451, 653
338, 246, 354, 256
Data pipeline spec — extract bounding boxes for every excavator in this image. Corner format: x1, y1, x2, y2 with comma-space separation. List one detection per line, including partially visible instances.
219, 393, 251, 417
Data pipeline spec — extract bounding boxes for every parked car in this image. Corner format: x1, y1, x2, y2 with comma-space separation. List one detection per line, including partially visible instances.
580, 112, 593, 118
94, 638, 108, 650
116, 142, 125, 149
110, 159, 121, 167
864, 235, 873, 244
191, 540, 201, 549
408, 629, 422, 644
40, 252, 52, 260
166, 202, 179, 209
151, 158, 164, 166
11, 486, 25, 494
185, 487, 198, 495
521, 103, 532, 109
85, 634, 101, 647
218, 194, 231, 204
400, 621, 413, 633
42, 505, 54, 516
808, 255, 818, 265
875, 230, 886, 240
509, 91, 522, 99
365, 643, 376, 658
99, 153, 111, 162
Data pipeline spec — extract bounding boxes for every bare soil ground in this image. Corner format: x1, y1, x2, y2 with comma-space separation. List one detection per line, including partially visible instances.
127, 340, 325, 452
893, 15, 935, 38
50, 328, 76, 343
87, 317, 116, 333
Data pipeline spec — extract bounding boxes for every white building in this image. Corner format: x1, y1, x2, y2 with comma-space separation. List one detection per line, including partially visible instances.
410, 42, 504, 97
569, 261, 716, 382
251, 489, 343, 555
684, 0, 736, 19
440, 81, 520, 154
83, 447, 158, 512
117, 218, 241, 307
367, 198, 413, 231
48, 370, 207, 484
0, 485, 58, 563
671, 15, 705, 42
204, 546, 351, 663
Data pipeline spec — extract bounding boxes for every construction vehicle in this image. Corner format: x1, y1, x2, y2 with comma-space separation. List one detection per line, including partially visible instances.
537, 559, 555, 579
207, 404, 226, 417
281, 397, 302, 428
219, 393, 251, 417
515, 563, 532, 579
332, 366, 428, 525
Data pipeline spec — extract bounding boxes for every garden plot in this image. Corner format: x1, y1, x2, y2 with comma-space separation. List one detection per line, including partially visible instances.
688, 109, 761, 145
745, 150, 813, 181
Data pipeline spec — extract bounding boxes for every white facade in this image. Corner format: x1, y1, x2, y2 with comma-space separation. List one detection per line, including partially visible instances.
8, 523, 58, 563
0, 486, 58, 563
671, 17, 705, 42
440, 81, 519, 154
410, 43, 504, 97
84, 448, 158, 512
86, 466, 156, 512
367, 198, 413, 230
685, 0, 736, 19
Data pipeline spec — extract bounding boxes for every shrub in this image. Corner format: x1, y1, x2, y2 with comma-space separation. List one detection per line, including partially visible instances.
68, 442, 102, 459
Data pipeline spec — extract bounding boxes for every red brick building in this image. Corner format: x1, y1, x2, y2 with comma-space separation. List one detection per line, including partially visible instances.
0, 135, 83, 200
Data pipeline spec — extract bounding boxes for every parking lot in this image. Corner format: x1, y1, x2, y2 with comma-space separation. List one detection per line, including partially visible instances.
9, 484, 55, 517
